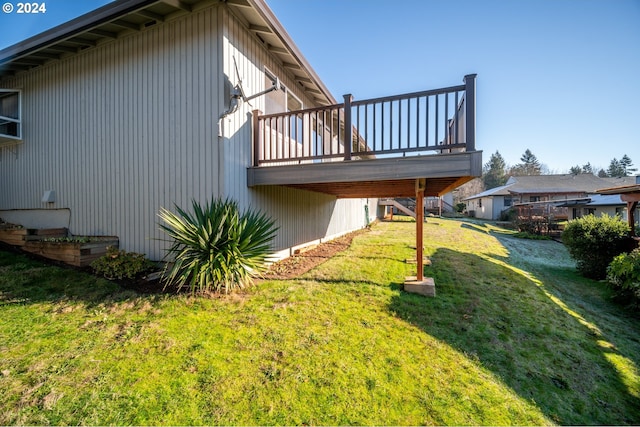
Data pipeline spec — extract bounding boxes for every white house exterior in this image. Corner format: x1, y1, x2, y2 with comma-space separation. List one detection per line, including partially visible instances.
1, 0, 481, 261
0, 0, 377, 260
560, 194, 630, 221
462, 183, 513, 220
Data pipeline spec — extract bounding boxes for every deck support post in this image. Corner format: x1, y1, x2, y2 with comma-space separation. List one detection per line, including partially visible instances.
621, 194, 639, 237
629, 202, 638, 238
416, 179, 425, 281
404, 179, 435, 297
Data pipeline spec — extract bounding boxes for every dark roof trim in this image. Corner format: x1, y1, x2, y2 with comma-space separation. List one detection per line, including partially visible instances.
0, 0, 159, 64
598, 184, 640, 195
247, 0, 335, 104
0, 0, 336, 105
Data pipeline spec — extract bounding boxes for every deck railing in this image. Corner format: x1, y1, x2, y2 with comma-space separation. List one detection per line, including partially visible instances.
252, 74, 476, 167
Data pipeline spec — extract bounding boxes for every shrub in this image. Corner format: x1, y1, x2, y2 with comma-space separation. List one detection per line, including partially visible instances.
499, 208, 516, 222
455, 202, 466, 213
158, 197, 277, 294
562, 214, 633, 279
515, 215, 549, 236
512, 231, 551, 240
607, 248, 640, 306
91, 246, 155, 280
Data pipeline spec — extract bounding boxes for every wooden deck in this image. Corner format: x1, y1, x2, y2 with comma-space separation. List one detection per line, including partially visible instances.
247, 75, 481, 198
248, 151, 481, 198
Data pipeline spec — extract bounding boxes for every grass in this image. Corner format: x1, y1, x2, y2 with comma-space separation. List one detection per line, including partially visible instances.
0, 218, 639, 425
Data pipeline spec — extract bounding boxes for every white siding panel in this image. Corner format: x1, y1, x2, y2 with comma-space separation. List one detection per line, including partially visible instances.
220, 7, 375, 253
0, 3, 375, 261
0, 6, 222, 260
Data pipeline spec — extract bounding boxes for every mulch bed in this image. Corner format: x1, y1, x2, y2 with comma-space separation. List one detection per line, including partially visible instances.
262, 228, 365, 280
1, 228, 366, 295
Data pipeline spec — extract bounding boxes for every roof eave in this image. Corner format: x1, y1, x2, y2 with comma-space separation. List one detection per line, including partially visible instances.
0, 0, 158, 64
597, 184, 640, 195
0, 0, 337, 105
247, 0, 336, 104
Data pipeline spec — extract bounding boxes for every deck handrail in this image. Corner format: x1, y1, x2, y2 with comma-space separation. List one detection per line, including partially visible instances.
252, 74, 476, 167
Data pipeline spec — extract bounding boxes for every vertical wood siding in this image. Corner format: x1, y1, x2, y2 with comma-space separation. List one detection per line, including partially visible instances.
220, 7, 375, 253
0, 6, 221, 260
0, 4, 374, 260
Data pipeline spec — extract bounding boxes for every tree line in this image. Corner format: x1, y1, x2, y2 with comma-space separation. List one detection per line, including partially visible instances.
483, 150, 637, 190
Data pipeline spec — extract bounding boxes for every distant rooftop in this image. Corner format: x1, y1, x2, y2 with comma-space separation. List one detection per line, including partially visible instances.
464, 174, 640, 201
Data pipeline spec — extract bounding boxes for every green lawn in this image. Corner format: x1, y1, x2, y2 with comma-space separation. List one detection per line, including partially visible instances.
0, 218, 638, 425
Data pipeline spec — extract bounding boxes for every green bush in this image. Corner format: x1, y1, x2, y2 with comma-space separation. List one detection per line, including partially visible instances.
158, 197, 277, 294
499, 208, 516, 222
91, 246, 155, 280
512, 231, 551, 240
455, 202, 466, 213
607, 248, 640, 306
562, 214, 633, 279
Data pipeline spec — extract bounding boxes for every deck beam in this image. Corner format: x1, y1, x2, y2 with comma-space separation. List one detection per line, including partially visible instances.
248, 151, 482, 191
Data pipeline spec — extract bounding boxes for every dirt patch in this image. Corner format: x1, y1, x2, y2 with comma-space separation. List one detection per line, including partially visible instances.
106, 228, 366, 292
262, 229, 366, 280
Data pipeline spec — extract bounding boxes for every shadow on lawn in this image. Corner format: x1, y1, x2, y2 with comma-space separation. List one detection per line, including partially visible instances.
389, 247, 640, 425
0, 248, 169, 308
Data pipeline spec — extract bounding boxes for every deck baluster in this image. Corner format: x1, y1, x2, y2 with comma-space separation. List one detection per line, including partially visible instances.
253, 78, 474, 166
343, 94, 352, 161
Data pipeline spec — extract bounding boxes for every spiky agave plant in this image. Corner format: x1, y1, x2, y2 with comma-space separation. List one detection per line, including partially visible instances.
158, 197, 277, 294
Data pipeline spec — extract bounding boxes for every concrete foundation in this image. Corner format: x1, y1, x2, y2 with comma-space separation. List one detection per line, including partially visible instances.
404, 277, 436, 297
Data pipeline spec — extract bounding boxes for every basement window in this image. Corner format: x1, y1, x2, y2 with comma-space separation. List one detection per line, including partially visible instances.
0, 89, 21, 141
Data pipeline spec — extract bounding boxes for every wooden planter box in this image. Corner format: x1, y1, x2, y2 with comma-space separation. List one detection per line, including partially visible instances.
0, 227, 68, 247
23, 236, 119, 267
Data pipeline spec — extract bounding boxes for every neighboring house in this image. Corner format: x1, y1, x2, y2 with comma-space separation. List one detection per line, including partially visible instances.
597, 175, 640, 237
461, 183, 513, 220
0, 0, 481, 261
380, 193, 456, 218
464, 174, 634, 221
558, 194, 630, 220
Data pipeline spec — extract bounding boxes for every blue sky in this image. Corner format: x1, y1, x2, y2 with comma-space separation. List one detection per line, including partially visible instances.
1, 0, 638, 174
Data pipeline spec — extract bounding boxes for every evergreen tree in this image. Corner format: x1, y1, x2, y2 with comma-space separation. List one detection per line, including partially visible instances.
582, 163, 594, 174
511, 149, 542, 176
482, 151, 508, 190
569, 165, 582, 175
607, 158, 626, 178
620, 154, 637, 176
597, 169, 608, 178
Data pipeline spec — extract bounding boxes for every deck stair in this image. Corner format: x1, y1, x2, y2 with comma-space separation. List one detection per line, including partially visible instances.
379, 198, 416, 219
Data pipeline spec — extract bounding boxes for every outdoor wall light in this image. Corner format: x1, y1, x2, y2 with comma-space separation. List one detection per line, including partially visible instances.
42, 190, 56, 203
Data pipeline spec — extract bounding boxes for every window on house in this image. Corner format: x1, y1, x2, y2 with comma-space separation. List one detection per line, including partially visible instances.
264, 69, 285, 115
264, 67, 306, 155
264, 68, 302, 114
530, 196, 541, 203
0, 89, 21, 141
504, 197, 512, 207
285, 86, 303, 142
478, 198, 482, 208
